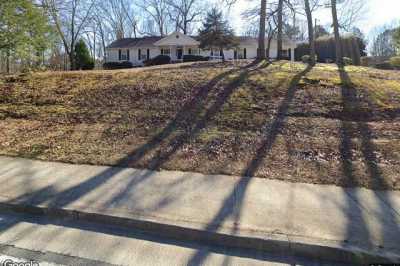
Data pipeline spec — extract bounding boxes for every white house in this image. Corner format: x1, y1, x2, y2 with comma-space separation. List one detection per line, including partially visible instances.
106, 31, 297, 66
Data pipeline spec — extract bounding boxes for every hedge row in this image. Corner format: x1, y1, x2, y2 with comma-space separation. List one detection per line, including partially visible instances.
144, 55, 171, 66
295, 35, 367, 65
182, 55, 209, 62
103, 61, 133, 70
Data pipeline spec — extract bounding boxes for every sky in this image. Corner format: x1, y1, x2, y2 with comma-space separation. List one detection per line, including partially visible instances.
224, 0, 400, 41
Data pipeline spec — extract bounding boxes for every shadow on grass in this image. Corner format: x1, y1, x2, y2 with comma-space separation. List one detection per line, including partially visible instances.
2, 60, 267, 224
338, 65, 400, 254
186, 64, 314, 266
1, 62, 316, 265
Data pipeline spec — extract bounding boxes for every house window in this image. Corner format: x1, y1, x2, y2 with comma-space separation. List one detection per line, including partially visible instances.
161, 48, 170, 55
138, 49, 148, 60
188, 48, 192, 55
281, 49, 289, 58
119, 49, 129, 61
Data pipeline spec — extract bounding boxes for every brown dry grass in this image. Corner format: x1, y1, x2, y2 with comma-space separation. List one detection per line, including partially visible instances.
1, 60, 399, 190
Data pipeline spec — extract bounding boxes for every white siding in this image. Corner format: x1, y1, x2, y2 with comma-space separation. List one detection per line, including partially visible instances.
106, 38, 297, 64
106, 49, 119, 62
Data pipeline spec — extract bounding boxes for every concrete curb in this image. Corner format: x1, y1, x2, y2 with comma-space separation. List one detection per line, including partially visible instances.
0, 201, 398, 265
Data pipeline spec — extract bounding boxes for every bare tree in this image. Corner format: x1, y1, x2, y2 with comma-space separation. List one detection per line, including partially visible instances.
139, 0, 170, 36
96, 0, 139, 40
167, 0, 203, 34
370, 24, 398, 57
304, 0, 315, 65
337, 0, 365, 31
266, 14, 278, 61
331, 0, 342, 65
42, 0, 95, 70
94, 16, 108, 60
258, 0, 267, 60
276, 0, 284, 59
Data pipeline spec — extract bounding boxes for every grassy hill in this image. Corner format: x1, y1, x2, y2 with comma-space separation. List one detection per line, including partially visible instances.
1, 61, 399, 190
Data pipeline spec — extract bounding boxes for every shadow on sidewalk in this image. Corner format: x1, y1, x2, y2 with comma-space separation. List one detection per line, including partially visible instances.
186, 64, 314, 266
1, 61, 268, 232
338, 65, 400, 253
0, 211, 317, 265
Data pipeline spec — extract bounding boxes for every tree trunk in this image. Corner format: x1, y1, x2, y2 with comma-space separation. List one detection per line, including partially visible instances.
257, 0, 267, 60
6, 48, 10, 74
277, 0, 283, 60
267, 35, 273, 61
93, 30, 96, 65
304, 0, 315, 65
69, 50, 75, 71
331, 0, 342, 65
183, 20, 187, 35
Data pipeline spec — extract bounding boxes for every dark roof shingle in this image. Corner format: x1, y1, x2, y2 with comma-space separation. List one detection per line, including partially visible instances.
107, 36, 163, 49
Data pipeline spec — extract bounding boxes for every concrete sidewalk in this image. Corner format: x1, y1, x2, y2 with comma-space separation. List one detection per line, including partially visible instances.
0, 156, 399, 264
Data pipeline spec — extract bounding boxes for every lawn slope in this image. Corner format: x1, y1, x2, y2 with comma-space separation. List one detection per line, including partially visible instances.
1, 61, 399, 190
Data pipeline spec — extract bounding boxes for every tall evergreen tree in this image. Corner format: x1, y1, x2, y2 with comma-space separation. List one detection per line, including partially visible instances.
74, 39, 94, 70
0, 0, 51, 73
198, 8, 237, 61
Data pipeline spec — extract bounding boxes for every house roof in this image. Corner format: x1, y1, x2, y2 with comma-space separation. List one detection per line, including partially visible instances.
107, 36, 163, 49
153, 31, 200, 46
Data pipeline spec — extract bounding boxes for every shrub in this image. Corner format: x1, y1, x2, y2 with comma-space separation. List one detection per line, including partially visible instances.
295, 35, 366, 64
389, 56, 400, 69
374, 62, 393, 70
103, 61, 133, 70
343, 57, 353, 65
144, 55, 171, 66
82, 60, 95, 70
301, 55, 317, 64
360, 56, 369, 66
182, 55, 209, 62
75, 39, 95, 70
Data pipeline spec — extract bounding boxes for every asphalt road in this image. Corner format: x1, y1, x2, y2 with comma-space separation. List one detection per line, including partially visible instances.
0, 211, 346, 266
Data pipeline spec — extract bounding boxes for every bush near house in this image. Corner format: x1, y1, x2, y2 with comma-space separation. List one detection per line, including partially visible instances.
144, 55, 171, 66
360, 56, 370, 66
301, 55, 317, 64
343, 57, 353, 65
183, 55, 209, 62
375, 61, 394, 70
295, 35, 366, 65
74, 40, 95, 70
103, 61, 133, 70
390, 56, 400, 69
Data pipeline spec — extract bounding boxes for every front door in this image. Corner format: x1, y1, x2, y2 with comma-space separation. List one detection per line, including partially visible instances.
177, 48, 183, 60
